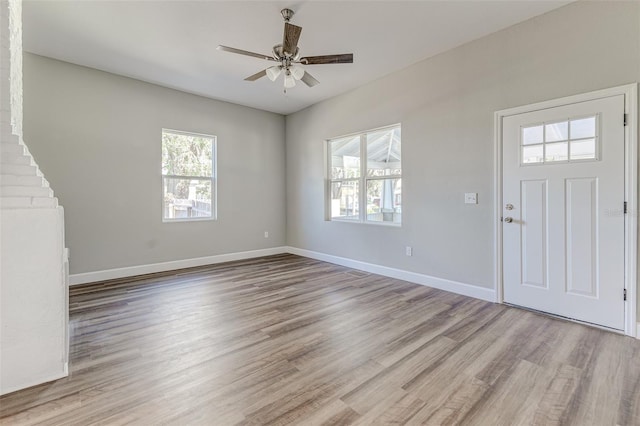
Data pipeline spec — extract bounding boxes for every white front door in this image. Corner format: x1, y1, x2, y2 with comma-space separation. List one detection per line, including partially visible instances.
502, 95, 625, 330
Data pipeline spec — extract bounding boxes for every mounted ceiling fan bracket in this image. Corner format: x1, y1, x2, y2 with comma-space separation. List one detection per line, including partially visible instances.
281, 8, 294, 22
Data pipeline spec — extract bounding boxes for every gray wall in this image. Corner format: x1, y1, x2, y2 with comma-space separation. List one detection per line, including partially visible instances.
285, 1, 640, 290
24, 54, 286, 275
23, 1, 640, 309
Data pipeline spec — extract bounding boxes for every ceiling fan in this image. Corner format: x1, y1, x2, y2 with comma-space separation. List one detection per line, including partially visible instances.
217, 8, 353, 91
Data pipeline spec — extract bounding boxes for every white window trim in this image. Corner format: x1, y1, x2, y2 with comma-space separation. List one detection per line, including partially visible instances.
326, 123, 402, 226
161, 128, 217, 223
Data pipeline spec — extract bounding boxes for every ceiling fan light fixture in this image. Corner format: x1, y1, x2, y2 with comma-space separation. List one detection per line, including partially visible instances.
266, 66, 282, 82
284, 71, 296, 89
290, 65, 305, 80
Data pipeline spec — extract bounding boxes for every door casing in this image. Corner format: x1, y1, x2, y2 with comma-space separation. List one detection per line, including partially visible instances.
494, 83, 638, 337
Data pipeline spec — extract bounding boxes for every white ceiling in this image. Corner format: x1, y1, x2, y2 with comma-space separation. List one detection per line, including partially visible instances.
23, 1, 570, 115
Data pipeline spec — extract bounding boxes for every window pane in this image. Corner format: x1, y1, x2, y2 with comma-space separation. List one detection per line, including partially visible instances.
571, 139, 596, 160
545, 121, 568, 142
366, 178, 401, 224
522, 144, 543, 164
522, 125, 543, 145
330, 135, 360, 179
163, 177, 212, 220
162, 132, 213, 177
570, 116, 596, 139
367, 126, 401, 177
330, 181, 359, 220
545, 142, 568, 162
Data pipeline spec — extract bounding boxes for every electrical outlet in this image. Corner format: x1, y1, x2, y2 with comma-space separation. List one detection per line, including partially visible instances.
264, 231, 269, 238
465, 193, 478, 204
405, 246, 412, 256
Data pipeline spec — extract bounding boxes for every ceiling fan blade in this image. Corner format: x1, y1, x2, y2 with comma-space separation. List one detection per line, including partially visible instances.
217, 45, 276, 61
300, 54, 353, 65
244, 70, 267, 81
283, 23, 302, 56
300, 71, 320, 87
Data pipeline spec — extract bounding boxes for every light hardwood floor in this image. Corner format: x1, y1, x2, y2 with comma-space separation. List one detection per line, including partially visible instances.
1, 254, 639, 425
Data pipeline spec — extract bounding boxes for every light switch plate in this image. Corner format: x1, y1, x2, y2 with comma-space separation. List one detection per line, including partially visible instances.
465, 193, 478, 204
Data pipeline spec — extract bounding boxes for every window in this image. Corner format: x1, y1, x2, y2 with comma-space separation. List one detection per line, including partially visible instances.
162, 129, 216, 221
327, 124, 401, 225
521, 115, 598, 165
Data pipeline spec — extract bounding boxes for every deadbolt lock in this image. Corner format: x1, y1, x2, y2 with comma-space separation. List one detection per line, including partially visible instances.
505, 204, 514, 210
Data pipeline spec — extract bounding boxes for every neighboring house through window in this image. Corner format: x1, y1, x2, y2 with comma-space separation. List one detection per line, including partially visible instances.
327, 124, 401, 225
162, 129, 216, 221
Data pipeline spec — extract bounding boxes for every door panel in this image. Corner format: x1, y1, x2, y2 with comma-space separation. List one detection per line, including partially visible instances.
521, 179, 547, 288
565, 177, 598, 298
503, 95, 625, 330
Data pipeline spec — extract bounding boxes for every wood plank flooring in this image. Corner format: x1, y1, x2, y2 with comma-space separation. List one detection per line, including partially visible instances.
1, 254, 639, 425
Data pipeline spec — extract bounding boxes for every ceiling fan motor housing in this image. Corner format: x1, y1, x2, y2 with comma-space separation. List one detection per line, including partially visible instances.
272, 44, 300, 62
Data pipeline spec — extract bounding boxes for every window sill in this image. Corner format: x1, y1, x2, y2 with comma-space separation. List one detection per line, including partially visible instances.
162, 217, 216, 223
329, 218, 401, 227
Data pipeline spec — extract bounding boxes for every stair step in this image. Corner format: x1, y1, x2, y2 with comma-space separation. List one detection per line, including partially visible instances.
0, 164, 38, 176
0, 132, 20, 145
1, 152, 33, 165
0, 197, 33, 209
32, 196, 58, 208
1, 142, 25, 154
0, 175, 48, 187
0, 196, 58, 209
1, 185, 53, 198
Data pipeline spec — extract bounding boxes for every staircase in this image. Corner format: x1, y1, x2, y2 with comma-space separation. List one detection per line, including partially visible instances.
0, 131, 69, 395
1, 0, 69, 395
0, 131, 58, 208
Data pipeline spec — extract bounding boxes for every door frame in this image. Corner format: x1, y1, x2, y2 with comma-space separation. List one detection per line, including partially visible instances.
493, 83, 638, 337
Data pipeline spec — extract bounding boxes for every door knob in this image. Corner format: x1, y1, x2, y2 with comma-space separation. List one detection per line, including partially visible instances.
504, 217, 513, 223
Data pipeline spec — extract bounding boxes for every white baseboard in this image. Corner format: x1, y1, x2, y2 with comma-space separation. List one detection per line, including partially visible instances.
69, 247, 288, 285
285, 246, 496, 302
70, 246, 496, 304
